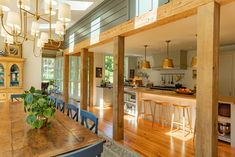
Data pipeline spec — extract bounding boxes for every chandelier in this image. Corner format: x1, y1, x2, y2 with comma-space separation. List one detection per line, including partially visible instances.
0, 0, 71, 57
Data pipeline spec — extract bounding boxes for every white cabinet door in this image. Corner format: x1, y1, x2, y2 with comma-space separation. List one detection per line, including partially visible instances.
219, 53, 233, 96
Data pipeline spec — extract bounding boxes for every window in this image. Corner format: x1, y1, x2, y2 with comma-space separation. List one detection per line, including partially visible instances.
135, 0, 160, 16
54, 57, 64, 93
90, 17, 101, 45
42, 58, 55, 81
105, 55, 114, 83
69, 33, 75, 53
69, 56, 80, 99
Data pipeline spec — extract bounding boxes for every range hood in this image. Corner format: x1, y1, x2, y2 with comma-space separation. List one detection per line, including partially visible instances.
151, 50, 188, 70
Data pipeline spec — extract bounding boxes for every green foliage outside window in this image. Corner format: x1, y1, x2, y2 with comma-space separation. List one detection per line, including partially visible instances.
105, 55, 113, 83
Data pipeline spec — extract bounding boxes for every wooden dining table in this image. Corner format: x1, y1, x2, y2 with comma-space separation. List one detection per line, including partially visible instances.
0, 102, 104, 157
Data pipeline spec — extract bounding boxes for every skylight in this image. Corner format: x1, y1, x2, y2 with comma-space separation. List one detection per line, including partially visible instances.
59, 1, 93, 11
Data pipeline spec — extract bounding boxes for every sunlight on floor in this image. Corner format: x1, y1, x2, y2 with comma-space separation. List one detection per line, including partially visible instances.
165, 130, 194, 142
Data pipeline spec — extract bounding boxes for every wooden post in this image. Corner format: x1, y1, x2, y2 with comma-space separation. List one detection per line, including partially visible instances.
89, 53, 94, 106
80, 48, 89, 110
113, 36, 125, 141
196, 2, 220, 157
63, 55, 69, 107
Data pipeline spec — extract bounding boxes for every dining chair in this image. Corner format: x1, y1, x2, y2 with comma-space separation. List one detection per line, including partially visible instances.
67, 103, 79, 121
56, 99, 65, 113
58, 141, 104, 157
80, 109, 99, 134
49, 95, 56, 107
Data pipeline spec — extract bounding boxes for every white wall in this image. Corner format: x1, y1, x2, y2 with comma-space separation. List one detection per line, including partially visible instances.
136, 52, 197, 89
93, 53, 105, 105
22, 41, 42, 90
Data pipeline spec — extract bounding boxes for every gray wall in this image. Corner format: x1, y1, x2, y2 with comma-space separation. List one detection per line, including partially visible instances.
64, 0, 170, 49
64, 0, 129, 48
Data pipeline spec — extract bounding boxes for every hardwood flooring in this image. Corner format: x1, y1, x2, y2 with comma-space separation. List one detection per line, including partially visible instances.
88, 106, 235, 157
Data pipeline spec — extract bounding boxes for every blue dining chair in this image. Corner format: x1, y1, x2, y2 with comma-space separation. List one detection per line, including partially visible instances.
56, 99, 65, 113
67, 104, 79, 121
80, 109, 99, 135
58, 141, 104, 157
49, 95, 56, 107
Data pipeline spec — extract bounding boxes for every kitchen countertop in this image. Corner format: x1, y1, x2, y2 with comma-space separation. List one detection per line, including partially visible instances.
125, 87, 235, 104
125, 87, 196, 100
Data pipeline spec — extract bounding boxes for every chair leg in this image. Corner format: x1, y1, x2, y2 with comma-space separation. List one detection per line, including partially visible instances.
187, 108, 192, 133
171, 107, 175, 134
183, 109, 186, 137
177, 107, 180, 130
167, 105, 171, 126
152, 103, 156, 127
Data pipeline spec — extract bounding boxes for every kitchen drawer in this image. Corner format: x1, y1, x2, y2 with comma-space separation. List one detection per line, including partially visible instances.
0, 93, 7, 100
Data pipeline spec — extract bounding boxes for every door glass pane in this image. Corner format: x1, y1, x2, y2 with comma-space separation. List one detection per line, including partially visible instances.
10, 64, 19, 87
0, 64, 4, 87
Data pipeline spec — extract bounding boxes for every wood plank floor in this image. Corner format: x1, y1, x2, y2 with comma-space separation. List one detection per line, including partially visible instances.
88, 106, 235, 157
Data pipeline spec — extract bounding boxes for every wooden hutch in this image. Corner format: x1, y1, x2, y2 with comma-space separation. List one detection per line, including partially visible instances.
0, 57, 24, 102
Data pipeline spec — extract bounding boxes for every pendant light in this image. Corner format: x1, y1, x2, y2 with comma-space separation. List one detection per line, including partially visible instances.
141, 45, 151, 69
163, 40, 174, 69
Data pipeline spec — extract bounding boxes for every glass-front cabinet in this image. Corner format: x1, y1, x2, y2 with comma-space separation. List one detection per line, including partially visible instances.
0, 63, 5, 88
10, 64, 20, 87
7, 62, 23, 88
0, 57, 24, 102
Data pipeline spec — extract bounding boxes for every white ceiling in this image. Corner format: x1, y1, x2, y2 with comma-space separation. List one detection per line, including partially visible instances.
89, 2, 235, 56
6, 0, 104, 30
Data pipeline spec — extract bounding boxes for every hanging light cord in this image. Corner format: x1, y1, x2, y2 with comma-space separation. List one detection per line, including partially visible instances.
166, 40, 171, 58
144, 45, 148, 60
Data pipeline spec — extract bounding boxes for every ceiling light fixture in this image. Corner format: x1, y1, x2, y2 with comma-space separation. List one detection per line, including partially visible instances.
163, 40, 174, 69
141, 45, 151, 69
0, 0, 71, 57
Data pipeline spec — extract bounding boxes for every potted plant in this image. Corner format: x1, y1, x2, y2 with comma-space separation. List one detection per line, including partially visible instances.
22, 86, 56, 129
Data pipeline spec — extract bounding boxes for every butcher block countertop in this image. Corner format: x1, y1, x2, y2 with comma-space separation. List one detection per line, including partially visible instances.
125, 87, 235, 104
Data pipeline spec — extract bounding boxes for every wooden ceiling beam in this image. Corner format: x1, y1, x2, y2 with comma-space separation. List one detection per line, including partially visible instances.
64, 0, 235, 55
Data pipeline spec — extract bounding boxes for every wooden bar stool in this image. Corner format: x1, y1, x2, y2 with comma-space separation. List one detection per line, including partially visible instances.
152, 101, 171, 127
170, 104, 192, 137
137, 99, 154, 123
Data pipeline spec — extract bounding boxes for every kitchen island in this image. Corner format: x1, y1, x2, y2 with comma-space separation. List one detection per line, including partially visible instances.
96, 86, 113, 107
125, 87, 235, 146
125, 87, 196, 129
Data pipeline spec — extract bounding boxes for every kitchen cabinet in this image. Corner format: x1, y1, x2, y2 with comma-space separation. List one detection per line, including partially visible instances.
0, 57, 24, 102
218, 51, 235, 97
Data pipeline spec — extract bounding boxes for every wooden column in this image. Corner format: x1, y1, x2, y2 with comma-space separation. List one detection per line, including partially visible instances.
63, 55, 69, 106
196, 2, 220, 157
89, 53, 94, 106
80, 48, 89, 110
113, 36, 125, 141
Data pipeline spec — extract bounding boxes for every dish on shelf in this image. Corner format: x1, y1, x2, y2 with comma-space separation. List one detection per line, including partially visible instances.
175, 88, 194, 95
